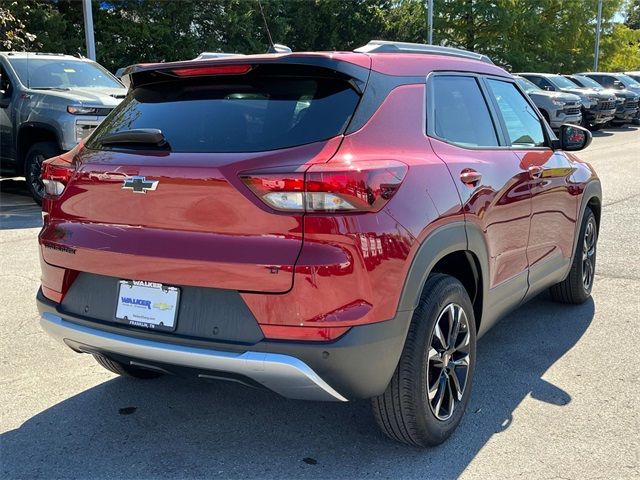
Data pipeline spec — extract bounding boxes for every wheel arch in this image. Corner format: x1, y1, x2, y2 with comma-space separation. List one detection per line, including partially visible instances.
577, 180, 602, 244
17, 123, 61, 172
397, 221, 489, 335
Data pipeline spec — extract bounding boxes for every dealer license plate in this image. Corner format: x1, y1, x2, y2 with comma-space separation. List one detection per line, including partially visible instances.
115, 280, 180, 331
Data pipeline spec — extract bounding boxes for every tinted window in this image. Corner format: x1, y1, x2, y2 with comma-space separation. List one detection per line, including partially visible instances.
486, 79, 545, 147
515, 77, 540, 93
526, 76, 552, 90
0, 65, 12, 95
88, 72, 359, 153
547, 75, 579, 89
432, 76, 498, 147
571, 75, 600, 89
592, 75, 613, 88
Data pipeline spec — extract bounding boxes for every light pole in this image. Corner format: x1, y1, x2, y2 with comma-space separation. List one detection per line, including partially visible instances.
82, 0, 96, 60
593, 0, 602, 71
427, 0, 434, 44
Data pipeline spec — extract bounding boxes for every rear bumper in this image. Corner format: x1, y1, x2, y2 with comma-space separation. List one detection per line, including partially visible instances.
37, 289, 411, 401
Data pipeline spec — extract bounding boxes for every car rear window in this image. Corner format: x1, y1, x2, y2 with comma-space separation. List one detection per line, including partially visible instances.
87, 68, 360, 153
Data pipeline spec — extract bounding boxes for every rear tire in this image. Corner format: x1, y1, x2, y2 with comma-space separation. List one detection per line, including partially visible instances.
93, 353, 164, 379
371, 273, 477, 447
550, 207, 597, 304
24, 141, 60, 205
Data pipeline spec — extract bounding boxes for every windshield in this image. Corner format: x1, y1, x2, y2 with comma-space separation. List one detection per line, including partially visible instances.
548, 75, 579, 89
8, 58, 123, 89
572, 75, 603, 89
515, 77, 540, 92
618, 74, 640, 88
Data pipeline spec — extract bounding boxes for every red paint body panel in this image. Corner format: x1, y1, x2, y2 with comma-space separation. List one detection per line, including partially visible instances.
39, 138, 343, 293
429, 138, 532, 288
514, 150, 580, 266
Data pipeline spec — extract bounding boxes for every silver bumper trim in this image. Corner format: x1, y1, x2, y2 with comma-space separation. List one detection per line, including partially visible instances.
40, 313, 347, 402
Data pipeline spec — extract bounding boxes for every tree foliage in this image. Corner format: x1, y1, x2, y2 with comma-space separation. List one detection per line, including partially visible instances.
0, 1, 38, 50
2, 0, 639, 73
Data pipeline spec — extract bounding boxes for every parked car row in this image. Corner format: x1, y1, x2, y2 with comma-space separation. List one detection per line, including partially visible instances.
516, 71, 640, 131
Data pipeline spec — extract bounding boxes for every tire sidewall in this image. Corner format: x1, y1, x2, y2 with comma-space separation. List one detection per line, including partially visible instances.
579, 210, 597, 297
24, 142, 59, 205
410, 277, 477, 444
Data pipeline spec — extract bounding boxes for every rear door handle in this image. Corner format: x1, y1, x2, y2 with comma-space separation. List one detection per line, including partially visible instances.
460, 169, 482, 186
528, 165, 544, 179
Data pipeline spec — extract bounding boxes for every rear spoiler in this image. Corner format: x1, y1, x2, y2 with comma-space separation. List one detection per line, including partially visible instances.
121, 55, 371, 91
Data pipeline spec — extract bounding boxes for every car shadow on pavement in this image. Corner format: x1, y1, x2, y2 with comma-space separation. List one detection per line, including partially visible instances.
1, 293, 594, 479
591, 130, 614, 137
0, 179, 42, 230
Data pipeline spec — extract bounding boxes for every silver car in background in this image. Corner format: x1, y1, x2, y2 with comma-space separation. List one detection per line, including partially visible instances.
517, 72, 617, 130
514, 75, 581, 131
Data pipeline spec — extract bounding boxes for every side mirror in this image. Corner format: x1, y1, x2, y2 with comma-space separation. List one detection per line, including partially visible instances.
543, 85, 553, 91
613, 80, 624, 90
554, 124, 592, 151
0, 92, 9, 109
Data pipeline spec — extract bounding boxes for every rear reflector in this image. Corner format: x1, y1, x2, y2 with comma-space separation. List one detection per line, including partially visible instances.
171, 64, 253, 77
260, 325, 351, 341
41, 286, 63, 303
240, 160, 407, 213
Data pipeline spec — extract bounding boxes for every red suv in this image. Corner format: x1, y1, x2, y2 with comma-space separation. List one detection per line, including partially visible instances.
37, 41, 601, 447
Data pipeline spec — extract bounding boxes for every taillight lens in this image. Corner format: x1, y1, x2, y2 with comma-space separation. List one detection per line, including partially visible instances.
240, 173, 306, 211
240, 160, 407, 213
41, 156, 75, 197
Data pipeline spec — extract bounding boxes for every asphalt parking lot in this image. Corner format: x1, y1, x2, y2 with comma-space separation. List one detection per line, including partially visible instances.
1, 127, 639, 480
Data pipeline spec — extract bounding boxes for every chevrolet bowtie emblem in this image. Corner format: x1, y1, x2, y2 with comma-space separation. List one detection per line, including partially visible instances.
153, 302, 173, 311
122, 176, 159, 194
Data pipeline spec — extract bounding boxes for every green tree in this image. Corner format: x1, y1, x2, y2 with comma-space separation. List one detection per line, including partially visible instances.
626, 0, 640, 29
4, 0, 639, 73
0, 1, 38, 50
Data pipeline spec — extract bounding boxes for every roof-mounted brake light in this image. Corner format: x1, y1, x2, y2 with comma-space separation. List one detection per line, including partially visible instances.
171, 64, 253, 77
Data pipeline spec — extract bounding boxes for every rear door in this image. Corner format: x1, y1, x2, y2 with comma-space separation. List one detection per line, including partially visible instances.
40, 62, 363, 293
427, 74, 531, 298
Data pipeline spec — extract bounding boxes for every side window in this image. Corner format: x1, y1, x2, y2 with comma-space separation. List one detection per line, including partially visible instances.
527, 76, 550, 90
537, 78, 554, 90
431, 75, 498, 147
0, 65, 13, 97
485, 79, 545, 148
598, 75, 614, 88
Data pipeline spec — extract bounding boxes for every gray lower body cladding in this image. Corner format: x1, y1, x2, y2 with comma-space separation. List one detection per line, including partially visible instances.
37, 288, 411, 401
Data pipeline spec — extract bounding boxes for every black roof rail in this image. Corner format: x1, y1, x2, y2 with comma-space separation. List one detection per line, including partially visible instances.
354, 40, 494, 65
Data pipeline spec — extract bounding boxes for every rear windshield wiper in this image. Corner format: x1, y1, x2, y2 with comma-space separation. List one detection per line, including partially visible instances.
31, 87, 71, 91
99, 129, 170, 149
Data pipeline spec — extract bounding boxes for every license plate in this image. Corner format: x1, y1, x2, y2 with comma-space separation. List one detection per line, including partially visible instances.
115, 280, 180, 331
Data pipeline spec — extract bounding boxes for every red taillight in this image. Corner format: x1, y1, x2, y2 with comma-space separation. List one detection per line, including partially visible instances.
240, 160, 407, 213
240, 172, 306, 211
41, 156, 74, 197
171, 64, 253, 77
